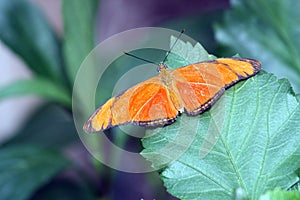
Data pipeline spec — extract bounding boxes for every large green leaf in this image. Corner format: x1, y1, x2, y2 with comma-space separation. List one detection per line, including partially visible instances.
0, 0, 64, 82
0, 77, 71, 107
141, 39, 300, 199
0, 145, 69, 200
62, 0, 99, 84
215, 0, 300, 92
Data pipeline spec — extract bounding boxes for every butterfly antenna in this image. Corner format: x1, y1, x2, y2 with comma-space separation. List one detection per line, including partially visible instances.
162, 29, 185, 64
123, 52, 160, 66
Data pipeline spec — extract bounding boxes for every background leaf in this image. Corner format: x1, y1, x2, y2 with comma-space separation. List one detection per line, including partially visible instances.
166, 36, 216, 69
141, 39, 300, 199
0, 78, 71, 107
0, 145, 69, 200
31, 177, 96, 200
259, 188, 300, 200
62, 0, 99, 84
0, 0, 64, 83
215, 0, 300, 92
3, 104, 77, 148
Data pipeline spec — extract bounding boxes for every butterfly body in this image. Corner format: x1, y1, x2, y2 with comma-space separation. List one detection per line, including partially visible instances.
84, 58, 261, 133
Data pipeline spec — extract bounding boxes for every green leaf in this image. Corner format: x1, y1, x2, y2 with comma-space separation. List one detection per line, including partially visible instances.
31, 178, 95, 200
166, 36, 216, 69
259, 188, 300, 200
0, 0, 63, 82
0, 145, 69, 200
215, 0, 300, 92
0, 77, 71, 107
4, 104, 77, 148
62, 0, 99, 84
141, 39, 300, 199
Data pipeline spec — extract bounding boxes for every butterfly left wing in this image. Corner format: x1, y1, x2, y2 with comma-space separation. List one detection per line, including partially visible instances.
84, 76, 181, 133
171, 58, 261, 115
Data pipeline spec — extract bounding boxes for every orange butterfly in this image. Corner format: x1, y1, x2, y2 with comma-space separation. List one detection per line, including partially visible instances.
84, 57, 261, 133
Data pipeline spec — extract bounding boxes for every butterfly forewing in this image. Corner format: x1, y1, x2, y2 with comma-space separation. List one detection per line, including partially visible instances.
216, 58, 261, 87
84, 76, 179, 132
170, 58, 261, 115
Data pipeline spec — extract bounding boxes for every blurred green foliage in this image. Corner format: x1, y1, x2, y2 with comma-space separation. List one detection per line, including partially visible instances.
0, 145, 69, 200
259, 188, 300, 200
215, 0, 300, 92
0, 0, 98, 199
